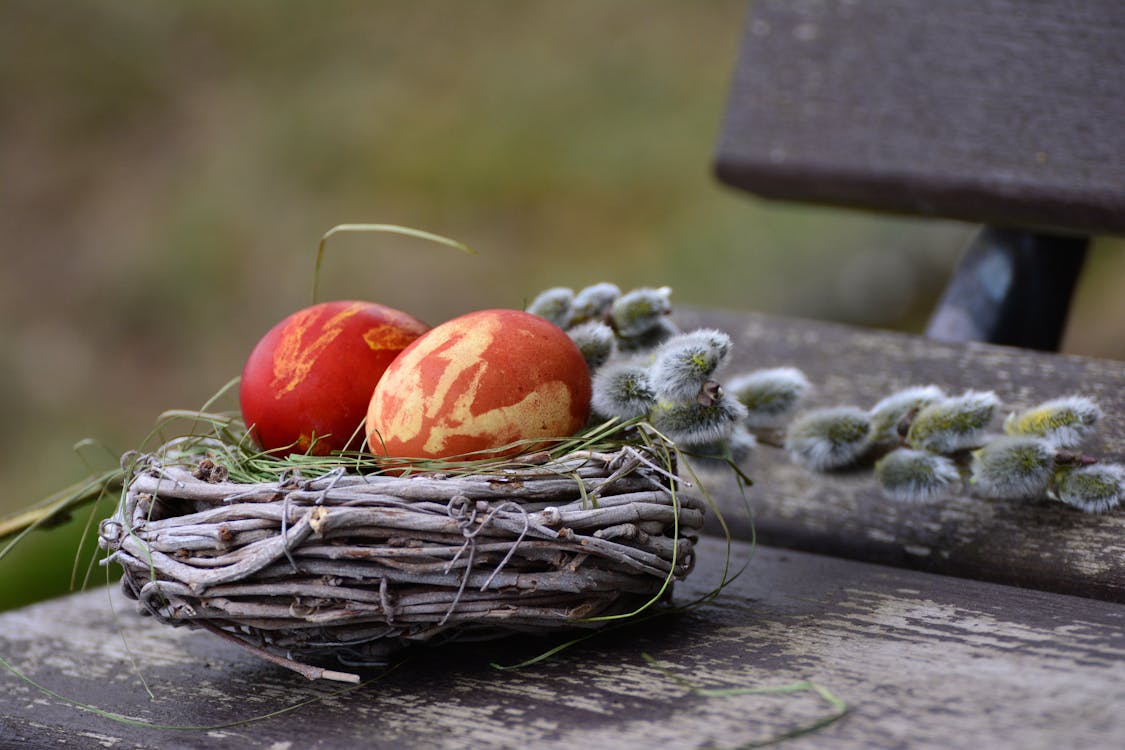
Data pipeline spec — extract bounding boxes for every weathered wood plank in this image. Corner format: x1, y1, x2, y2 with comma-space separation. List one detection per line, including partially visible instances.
715, 0, 1125, 234
2, 538, 1124, 749
680, 308, 1125, 601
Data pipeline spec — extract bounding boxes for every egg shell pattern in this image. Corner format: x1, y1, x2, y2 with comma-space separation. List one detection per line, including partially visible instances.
367, 309, 592, 460
240, 300, 429, 456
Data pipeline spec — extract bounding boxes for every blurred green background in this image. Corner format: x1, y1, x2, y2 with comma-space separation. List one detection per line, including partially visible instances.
2, 1, 1123, 610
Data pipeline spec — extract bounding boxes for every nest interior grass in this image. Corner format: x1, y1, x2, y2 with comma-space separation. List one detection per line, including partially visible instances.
98, 425, 705, 682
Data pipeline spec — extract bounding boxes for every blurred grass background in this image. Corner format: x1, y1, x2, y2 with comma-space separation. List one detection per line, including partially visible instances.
2, 0, 1122, 610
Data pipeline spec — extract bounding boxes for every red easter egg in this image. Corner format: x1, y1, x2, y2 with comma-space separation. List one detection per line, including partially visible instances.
366, 309, 591, 460
240, 300, 429, 457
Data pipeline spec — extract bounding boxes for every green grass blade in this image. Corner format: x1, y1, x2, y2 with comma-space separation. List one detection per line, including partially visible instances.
312, 223, 476, 304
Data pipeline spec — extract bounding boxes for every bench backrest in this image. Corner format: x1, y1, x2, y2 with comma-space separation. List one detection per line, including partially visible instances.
715, 0, 1125, 235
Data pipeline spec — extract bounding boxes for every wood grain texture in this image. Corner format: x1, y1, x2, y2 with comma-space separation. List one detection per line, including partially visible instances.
679, 308, 1125, 601
715, 0, 1125, 234
2, 538, 1125, 749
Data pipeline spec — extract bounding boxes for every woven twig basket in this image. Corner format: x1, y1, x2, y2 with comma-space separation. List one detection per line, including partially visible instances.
99, 438, 704, 680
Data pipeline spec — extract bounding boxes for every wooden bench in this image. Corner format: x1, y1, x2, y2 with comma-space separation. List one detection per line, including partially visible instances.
2, 319, 1122, 749
715, 0, 1125, 351
2, 2, 1124, 748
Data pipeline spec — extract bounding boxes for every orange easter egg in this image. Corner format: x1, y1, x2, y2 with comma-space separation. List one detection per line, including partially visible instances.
366, 309, 591, 460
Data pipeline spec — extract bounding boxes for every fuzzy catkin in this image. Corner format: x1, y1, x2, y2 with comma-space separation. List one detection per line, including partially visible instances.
649, 394, 748, 447
907, 391, 998, 454
568, 321, 617, 372
971, 436, 1055, 499
591, 362, 658, 419
526, 286, 574, 328
649, 329, 732, 402
785, 407, 872, 471
684, 425, 758, 470
569, 283, 621, 326
1004, 396, 1102, 449
875, 448, 960, 502
869, 385, 945, 443
727, 367, 810, 429
1055, 464, 1125, 514
617, 318, 679, 353
611, 287, 672, 338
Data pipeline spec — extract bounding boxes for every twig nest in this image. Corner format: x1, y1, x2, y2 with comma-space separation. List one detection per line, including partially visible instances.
98, 438, 703, 674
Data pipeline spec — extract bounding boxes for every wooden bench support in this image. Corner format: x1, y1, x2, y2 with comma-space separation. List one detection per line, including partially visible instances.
926, 227, 1088, 350
2, 537, 1125, 749
714, 0, 1125, 356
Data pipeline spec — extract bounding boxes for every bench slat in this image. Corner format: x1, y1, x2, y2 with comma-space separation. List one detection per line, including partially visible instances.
681, 308, 1125, 601
2, 539, 1124, 748
715, 0, 1125, 234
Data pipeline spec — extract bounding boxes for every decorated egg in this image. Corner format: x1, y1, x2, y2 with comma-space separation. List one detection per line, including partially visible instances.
240, 300, 429, 456
366, 308, 591, 460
